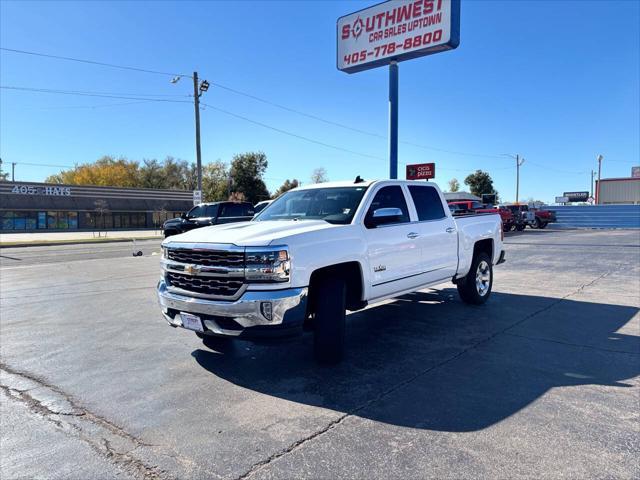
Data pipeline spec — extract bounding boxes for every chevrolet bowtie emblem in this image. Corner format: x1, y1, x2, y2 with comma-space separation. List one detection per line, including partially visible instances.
184, 264, 201, 276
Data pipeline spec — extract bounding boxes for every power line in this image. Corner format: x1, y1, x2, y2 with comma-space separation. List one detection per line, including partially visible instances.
1, 86, 192, 104
1, 45, 510, 159
0, 47, 191, 78
210, 81, 507, 159
200, 102, 385, 161
13, 162, 76, 169
23, 100, 162, 110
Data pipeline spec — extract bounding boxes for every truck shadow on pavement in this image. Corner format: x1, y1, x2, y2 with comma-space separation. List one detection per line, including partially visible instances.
192, 289, 639, 432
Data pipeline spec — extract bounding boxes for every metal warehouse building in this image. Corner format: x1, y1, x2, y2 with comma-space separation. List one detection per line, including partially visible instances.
596, 177, 640, 205
0, 181, 193, 232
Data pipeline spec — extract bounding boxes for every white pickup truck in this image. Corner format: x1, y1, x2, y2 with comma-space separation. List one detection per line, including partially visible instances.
158, 179, 505, 363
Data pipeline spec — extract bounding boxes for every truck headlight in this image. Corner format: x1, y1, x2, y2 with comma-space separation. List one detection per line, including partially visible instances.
245, 247, 290, 283
161, 245, 168, 259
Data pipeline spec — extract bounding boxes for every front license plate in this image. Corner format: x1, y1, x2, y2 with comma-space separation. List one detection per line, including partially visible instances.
180, 312, 204, 333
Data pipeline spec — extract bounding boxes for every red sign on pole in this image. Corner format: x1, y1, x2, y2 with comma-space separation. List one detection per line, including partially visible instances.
406, 163, 435, 180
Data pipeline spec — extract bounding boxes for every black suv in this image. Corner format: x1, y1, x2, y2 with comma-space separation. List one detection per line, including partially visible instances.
163, 201, 255, 237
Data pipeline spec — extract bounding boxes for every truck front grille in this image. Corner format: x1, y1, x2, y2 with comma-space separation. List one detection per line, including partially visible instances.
166, 272, 244, 297
167, 248, 244, 268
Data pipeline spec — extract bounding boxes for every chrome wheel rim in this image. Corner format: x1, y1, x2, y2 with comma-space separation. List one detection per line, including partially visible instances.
476, 260, 491, 296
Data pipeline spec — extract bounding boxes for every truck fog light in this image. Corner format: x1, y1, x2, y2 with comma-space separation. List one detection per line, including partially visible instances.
260, 302, 273, 321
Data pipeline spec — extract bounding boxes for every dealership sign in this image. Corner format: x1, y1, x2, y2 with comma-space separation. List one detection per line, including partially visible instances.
632, 166, 640, 178
563, 191, 589, 202
337, 0, 460, 73
406, 162, 435, 180
11, 184, 71, 196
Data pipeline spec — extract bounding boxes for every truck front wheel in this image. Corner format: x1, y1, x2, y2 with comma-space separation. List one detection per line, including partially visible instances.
313, 278, 346, 364
457, 252, 493, 305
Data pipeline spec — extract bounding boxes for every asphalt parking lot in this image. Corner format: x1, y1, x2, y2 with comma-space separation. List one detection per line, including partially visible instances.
1, 229, 638, 479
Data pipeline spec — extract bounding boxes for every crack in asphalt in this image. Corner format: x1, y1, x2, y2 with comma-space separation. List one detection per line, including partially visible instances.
0, 363, 182, 480
236, 269, 617, 479
503, 332, 640, 356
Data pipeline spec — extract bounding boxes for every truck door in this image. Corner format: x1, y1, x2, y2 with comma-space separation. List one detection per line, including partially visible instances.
406, 185, 458, 283
362, 185, 423, 301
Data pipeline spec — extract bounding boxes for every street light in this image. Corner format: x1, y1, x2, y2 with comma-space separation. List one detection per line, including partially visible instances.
170, 72, 209, 192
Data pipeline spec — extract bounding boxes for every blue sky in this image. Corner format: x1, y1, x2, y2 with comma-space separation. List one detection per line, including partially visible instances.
1, 0, 638, 203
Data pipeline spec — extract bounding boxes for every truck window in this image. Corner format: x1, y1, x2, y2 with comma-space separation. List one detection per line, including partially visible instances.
365, 186, 410, 225
220, 203, 249, 218
408, 186, 446, 221
204, 205, 218, 218
186, 205, 205, 218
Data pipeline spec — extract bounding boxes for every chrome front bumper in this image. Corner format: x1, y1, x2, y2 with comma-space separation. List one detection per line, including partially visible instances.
157, 279, 308, 337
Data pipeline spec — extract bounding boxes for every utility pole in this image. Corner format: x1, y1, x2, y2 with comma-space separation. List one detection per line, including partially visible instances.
192, 71, 203, 192
12, 162, 16, 182
515, 154, 525, 204
596, 154, 603, 204
590, 170, 596, 199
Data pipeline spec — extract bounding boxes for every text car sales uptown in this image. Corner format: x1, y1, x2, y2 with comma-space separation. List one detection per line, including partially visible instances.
341, 0, 447, 66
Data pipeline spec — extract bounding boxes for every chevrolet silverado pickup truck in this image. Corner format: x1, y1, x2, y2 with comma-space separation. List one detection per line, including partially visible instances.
158, 179, 505, 363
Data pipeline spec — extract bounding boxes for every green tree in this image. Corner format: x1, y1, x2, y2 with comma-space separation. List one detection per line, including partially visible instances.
448, 178, 460, 192
229, 152, 270, 204
139, 159, 166, 189
272, 179, 299, 198
202, 161, 229, 202
0, 158, 9, 181
310, 167, 328, 184
464, 170, 498, 198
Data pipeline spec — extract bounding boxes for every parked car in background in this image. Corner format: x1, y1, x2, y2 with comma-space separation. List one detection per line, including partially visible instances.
502, 204, 535, 231
448, 200, 515, 231
253, 200, 273, 215
163, 201, 255, 237
530, 207, 557, 229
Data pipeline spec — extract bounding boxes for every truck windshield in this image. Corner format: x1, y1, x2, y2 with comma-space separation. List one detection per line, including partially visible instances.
255, 186, 368, 225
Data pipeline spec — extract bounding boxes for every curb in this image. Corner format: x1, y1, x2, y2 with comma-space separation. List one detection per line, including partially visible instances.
0, 236, 163, 249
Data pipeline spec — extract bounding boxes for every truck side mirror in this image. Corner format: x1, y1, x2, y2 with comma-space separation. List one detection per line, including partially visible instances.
180, 213, 187, 219
367, 207, 403, 227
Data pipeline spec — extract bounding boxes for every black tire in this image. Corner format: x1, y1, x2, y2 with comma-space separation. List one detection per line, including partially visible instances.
539, 222, 548, 229
198, 333, 233, 352
313, 278, 346, 364
504, 224, 513, 232
164, 230, 176, 238
532, 217, 542, 229
515, 223, 525, 231
457, 252, 493, 305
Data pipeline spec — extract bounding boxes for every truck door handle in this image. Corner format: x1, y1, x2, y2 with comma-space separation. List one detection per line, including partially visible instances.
407, 232, 419, 239
446, 227, 455, 233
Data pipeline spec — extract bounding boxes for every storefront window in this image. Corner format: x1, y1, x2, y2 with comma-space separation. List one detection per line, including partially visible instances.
38, 212, 47, 229
58, 213, 69, 229
68, 212, 78, 229
47, 211, 57, 229
25, 212, 37, 230
1, 212, 14, 230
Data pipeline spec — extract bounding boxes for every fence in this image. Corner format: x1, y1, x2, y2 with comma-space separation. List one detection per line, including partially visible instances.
548, 205, 640, 229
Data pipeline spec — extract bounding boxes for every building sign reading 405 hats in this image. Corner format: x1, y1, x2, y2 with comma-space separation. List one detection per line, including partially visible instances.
11, 184, 71, 196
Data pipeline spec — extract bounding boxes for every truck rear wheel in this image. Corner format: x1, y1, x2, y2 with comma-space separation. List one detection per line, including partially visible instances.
457, 252, 493, 305
313, 278, 346, 364
539, 221, 548, 229
515, 223, 525, 231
